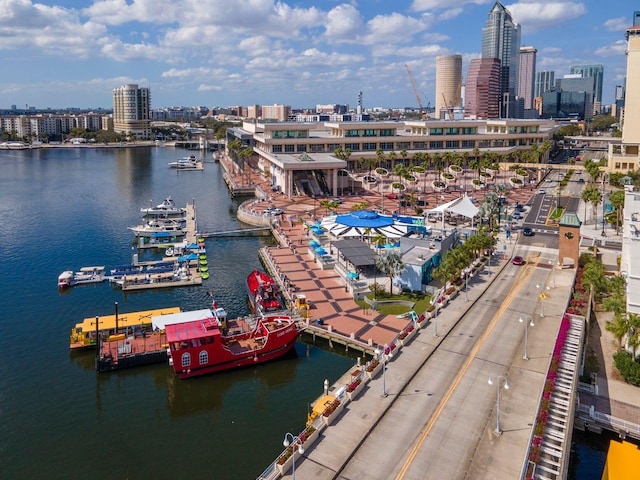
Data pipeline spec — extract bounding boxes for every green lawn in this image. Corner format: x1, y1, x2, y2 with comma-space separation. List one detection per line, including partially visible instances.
355, 292, 431, 315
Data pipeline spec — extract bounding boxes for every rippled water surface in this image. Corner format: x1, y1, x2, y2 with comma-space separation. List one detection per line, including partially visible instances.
0, 147, 354, 479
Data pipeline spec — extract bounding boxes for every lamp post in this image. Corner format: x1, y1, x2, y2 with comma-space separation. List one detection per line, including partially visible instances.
465, 268, 469, 302
519, 315, 535, 360
488, 375, 509, 435
313, 195, 317, 220
374, 346, 392, 397
283, 432, 304, 480
549, 259, 556, 288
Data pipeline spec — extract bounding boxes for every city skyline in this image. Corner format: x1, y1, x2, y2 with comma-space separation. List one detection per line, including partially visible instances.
0, 1, 632, 110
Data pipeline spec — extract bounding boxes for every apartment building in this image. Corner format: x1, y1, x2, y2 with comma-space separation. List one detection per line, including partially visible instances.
112, 84, 151, 140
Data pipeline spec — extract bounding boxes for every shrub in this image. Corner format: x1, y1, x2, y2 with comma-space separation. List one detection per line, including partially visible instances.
613, 351, 640, 386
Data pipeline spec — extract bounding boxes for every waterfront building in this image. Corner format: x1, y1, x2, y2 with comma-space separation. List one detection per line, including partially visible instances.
112, 84, 151, 140
518, 46, 537, 111
481, 1, 521, 118
227, 117, 555, 198
607, 24, 640, 173
465, 58, 501, 119
435, 55, 463, 119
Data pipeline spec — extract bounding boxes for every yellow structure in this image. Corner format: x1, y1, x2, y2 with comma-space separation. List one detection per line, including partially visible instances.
307, 394, 336, 425
295, 293, 309, 318
601, 440, 640, 480
69, 306, 181, 349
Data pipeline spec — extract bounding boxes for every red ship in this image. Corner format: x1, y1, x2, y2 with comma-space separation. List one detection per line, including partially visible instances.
246, 269, 285, 313
165, 306, 300, 379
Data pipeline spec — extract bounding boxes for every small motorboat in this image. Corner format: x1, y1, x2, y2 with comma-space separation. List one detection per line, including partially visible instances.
58, 270, 74, 289
168, 155, 199, 169
140, 197, 186, 216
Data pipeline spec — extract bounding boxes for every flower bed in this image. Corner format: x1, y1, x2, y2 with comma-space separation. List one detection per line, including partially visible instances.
398, 324, 417, 346
432, 180, 446, 191
366, 358, 382, 379
449, 165, 463, 176
525, 314, 571, 474
509, 177, 523, 187
346, 377, 365, 401
322, 398, 344, 425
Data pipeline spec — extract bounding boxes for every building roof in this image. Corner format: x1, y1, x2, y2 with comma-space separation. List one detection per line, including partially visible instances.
559, 212, 582, 227
330, 239, 377, 267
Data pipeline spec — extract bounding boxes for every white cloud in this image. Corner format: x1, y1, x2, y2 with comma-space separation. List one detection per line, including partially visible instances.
324, 4, 364, 41
603, 17, 629, 33
594, 40, 627, 57
411, 0, 488, 12
506, 2, 587, 33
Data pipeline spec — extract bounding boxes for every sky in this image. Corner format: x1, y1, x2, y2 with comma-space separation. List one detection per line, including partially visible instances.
0, 0, 634, 110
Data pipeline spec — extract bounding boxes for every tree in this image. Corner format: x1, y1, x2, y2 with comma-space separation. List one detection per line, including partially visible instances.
608, 190, 625, 233
375, 251, 405, 296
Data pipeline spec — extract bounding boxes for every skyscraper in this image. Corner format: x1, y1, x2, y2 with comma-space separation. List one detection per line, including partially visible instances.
112, 84, 151, 140
435, 55, 462, 119
518, 46, 537, 110
481, 1, 521, 118
623, 26, 640, 144
570, 64, 604, 113
465, 58, 501, 119
535, 71, 555, 99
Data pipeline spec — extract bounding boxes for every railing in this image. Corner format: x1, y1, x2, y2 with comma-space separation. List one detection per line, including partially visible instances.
576, 404, 640, 439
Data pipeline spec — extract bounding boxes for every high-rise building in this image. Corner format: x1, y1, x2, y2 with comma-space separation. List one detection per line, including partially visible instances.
623, 26, 640, 144
518, 46, 537, 110
465, 58, 501, 119
535, 71, 555, 99
112, 84, 150, 140
435, 55, 463, 119
261, 104, 291, 122
570, 64, 604, 113
481, 1, 521, 118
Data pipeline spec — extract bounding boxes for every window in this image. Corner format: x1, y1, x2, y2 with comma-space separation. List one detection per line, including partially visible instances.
272, 145, 283, 153
430, 141, 443, 149
284, 145, 295, 153
345, 143, 360, 151
297, 145, 307, 152
362, 142, 377, 151
181, 353, 191, 368
199, 350, 208, 365
444, 128, 459, 135
345, 129, 360, 137
461, 140, 475, 148
379, 129, 395, 137
446, 140, 458, 148
363, 129, 377, 137
379, 142, 394, 150
429, 128, 443, 135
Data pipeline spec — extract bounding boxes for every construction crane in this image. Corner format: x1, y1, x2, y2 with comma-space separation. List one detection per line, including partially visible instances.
404, 64, 428, 119
441, 93, 454, 120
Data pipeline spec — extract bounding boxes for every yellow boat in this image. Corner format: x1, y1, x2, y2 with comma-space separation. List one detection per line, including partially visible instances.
69, 306, 181, 349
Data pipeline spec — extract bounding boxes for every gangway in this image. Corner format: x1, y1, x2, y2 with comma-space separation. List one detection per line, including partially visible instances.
199, 227, 272, 238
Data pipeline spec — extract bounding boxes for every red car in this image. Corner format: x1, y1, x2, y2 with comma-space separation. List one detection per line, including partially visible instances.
512, 256, 525, 265
386, 193, 399, 199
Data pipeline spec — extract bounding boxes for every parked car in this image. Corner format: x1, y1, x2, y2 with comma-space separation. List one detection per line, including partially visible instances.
386, 193, 398, 200
523, 227, 534, 236
578, 178, 585, 183
512, 256, 525, 265
538, 189, 545, 195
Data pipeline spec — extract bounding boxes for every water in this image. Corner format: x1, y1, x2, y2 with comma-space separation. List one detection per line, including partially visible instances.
0, 147, 355, 479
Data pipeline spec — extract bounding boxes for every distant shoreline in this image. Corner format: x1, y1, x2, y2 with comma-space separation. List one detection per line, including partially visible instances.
1, 141, 175, 150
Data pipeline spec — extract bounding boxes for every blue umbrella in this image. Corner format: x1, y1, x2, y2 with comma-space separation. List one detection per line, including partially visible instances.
315, 247, 328, 255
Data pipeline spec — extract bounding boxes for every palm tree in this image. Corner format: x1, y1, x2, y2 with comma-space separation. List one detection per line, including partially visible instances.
375, 251, 405, 296
609, 189, 625, 233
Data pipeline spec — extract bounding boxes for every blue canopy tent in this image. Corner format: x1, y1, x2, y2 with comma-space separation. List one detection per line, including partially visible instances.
322, 210, 408, 238
177, 252, 198, 262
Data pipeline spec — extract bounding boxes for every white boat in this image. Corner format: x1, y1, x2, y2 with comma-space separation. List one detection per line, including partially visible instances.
58, 266, 106, 289
140, 197, 186, 216
128, 219, 185, 236
168, 155, 200, 169
58, 270, 74, 289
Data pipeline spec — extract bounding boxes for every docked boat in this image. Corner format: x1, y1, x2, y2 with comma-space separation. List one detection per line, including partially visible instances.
128, 219, 185, 237
246, 269, 285, 313
168, 155, 200, 169
58, 266, 106, 289
165, 307, 300, 378
140, 197, 186, 216
69, 306, 181, 349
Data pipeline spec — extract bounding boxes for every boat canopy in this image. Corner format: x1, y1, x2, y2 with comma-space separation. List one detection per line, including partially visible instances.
73, 307, 181, 333
178, 252, 198, 262
152, 309, 214, 330
166, 318, 221, 343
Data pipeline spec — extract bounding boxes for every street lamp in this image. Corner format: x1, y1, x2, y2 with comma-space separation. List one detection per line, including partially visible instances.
601, 173, 607, 237
549, 259, 556, 288
374, 346, 392, 397
283, 432, 304, 480
312, 195, 317, 220
464, 268, 469, 302
519, 315, 535, 360
488, 375, 509, 435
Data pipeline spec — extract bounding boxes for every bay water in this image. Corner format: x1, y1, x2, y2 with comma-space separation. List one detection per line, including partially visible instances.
0, 146, 355, 479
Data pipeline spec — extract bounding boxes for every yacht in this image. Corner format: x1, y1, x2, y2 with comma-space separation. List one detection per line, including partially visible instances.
140, 197, 186, 216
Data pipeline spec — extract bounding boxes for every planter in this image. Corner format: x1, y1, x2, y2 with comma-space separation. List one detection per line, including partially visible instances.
432, 181, 446, 191
375, 167, 388, 176
322, 400, 345, 426
346, 378, 366, 401
509, 177, 523, 187
366, 359, 383, 380
449, 165, 463, 176
300, 424, 322, 450
399, 325, 418, 346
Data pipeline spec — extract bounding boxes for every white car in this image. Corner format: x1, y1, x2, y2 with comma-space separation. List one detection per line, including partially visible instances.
538, 189, 545, 194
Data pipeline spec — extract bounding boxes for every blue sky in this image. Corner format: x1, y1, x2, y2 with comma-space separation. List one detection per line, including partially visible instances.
0, 0, 633, 110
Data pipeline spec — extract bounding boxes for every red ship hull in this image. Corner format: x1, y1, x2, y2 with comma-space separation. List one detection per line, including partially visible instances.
165, 312, 299, 379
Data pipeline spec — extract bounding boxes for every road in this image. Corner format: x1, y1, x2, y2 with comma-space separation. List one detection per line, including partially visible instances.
289, 243, 572, 480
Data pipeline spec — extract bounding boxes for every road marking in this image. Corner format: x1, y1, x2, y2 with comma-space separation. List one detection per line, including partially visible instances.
394, 259, 539, 480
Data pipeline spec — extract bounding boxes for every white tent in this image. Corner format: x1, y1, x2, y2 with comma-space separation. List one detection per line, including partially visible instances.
428, 195, 479, 229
